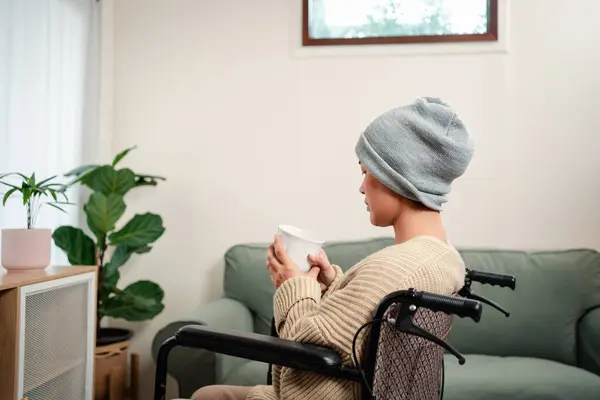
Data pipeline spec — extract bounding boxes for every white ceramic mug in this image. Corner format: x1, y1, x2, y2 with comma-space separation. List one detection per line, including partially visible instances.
276, 224, 325, 272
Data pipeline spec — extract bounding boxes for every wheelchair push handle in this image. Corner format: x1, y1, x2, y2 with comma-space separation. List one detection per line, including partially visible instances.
467, 269, 516, 290
387, 289, 483, 365
416, 291, 482, 322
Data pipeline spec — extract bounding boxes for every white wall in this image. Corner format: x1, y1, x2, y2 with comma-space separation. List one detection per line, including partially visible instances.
108, 0, 600, 397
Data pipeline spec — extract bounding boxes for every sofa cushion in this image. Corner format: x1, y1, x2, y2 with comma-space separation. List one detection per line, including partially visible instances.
448, 248, 600, 366
223, 244, 276, 334
443, 354, 600, 400
223, 237, 394, 334
218, 355, 600, 400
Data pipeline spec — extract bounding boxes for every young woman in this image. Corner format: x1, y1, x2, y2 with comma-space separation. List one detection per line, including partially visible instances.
192, 97, 475, 400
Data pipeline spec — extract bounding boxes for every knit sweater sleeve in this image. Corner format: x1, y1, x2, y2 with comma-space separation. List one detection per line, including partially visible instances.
274, 260, 401, 352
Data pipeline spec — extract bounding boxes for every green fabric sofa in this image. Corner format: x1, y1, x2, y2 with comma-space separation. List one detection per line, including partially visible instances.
151, 237, 600, 399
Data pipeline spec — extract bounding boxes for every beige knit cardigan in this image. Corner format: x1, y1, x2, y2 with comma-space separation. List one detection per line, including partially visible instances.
246, 236, 465, 400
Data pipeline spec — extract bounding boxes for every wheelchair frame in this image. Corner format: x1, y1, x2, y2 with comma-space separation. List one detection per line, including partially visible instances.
154, 268, 515, 400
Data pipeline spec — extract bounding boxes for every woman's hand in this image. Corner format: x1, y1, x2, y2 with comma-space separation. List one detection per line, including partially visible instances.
267, 235, 319, 288
308, 250, 337, 291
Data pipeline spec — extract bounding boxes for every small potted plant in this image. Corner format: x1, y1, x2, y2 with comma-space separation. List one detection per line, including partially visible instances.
0, 172, 71, 271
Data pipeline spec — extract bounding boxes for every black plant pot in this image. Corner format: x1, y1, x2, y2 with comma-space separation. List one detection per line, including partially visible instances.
96, 327, 134, 347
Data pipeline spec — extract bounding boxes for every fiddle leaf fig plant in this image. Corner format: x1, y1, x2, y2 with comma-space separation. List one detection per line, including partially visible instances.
52, 146, 167, 333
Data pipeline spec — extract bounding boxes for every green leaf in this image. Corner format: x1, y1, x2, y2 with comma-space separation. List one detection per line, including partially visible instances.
101, 278, 118, 304
134, 174, 167, 187
21, 184, 32, 206
133, 245, 152, 254
2, 187, 18, 205
84, 192, 126, 242
102, 243, 153, 291
46, 202, 67, 213
64, 164, 99, 177
105, 243, 152, 270
103, 265, 120, 290
112, 146, 137, 167
52, 226, 96, 265
0, 180, 20, 190
2, 172, 30, 182
106, 245, 132, 270
126, 280, 164, 301
84, 165, 136, 195
102, 280, 164, 321
57, 189, 69, 202
37, 175, 57, 186
65, 165, 100, 187
108, 213, 165, 248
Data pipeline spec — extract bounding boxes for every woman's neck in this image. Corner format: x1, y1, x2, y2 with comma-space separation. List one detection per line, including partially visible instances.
392, 208, 447, 244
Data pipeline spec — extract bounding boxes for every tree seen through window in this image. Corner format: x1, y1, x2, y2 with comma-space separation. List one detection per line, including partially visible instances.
304, 0, 497, 46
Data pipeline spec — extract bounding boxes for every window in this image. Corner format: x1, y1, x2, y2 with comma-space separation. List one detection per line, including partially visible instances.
303, 0, 498, 46
0, 0, 100, 265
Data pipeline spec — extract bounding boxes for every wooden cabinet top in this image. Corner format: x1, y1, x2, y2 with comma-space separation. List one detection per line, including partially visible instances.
0, 266, 97, 291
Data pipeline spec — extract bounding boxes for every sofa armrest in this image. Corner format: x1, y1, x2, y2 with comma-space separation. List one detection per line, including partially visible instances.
151, 298, 254, 397
578, 306, 600, 376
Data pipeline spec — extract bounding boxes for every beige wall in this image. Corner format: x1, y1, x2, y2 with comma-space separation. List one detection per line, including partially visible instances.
106, 0, 600, 397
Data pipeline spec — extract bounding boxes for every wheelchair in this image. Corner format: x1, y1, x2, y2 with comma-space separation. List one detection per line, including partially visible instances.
154, 268, 516, 400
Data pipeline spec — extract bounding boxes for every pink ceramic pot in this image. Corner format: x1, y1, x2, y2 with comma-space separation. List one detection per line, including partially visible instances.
1, 228, 52, 271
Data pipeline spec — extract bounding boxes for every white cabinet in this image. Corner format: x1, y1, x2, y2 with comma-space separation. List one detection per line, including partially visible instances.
0, 266, 97, 400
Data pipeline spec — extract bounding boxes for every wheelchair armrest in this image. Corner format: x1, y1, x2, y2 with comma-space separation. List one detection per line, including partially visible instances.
176, 324, 362, 382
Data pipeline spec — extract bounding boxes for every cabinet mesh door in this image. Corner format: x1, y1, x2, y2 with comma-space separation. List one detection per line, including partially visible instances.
21, 277, 92, 400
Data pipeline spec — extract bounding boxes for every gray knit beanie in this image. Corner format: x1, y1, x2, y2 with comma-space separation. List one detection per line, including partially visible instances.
355, 97, 474, 211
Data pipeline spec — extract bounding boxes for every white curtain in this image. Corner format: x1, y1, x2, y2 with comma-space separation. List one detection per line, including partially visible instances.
0, 0, 101, 266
